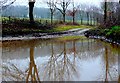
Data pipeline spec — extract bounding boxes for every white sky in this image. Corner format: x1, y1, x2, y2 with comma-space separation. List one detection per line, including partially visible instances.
11, 0, 100, 7
9, 0, 119, 8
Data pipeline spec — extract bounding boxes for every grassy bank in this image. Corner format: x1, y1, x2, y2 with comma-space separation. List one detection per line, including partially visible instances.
2, 17, 93, 37
84, 26, 120, 44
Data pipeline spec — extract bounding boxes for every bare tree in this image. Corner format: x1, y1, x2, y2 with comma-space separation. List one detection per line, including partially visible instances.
91, 6, 100, 25
101, 1, 120, 25
79, 10, 84, 25
46, 0, 56, 24
89, 6, 97, 25
71, 0, 78, 24
116, 3, 120, 24
55, 0, 71, 23
78, 3, 86, 25
85, 5, 90, 25
67, 0, 78, 24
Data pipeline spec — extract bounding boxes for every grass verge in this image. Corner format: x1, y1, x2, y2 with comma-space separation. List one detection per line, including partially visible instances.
84, 26, 120, 44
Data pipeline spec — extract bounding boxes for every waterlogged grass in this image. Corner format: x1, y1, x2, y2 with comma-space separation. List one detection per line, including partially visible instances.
56, 36, 87, 41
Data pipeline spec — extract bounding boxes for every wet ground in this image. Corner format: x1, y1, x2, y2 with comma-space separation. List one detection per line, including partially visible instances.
2, 28, 89, 41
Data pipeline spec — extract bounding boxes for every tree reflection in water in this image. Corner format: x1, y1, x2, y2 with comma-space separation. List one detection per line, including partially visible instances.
103, 45, 119, 82
2, 62, 25, 81
26, 46, 40, 82
2, 38, 119, 81
119, 48, 120, 82
42, 41, 78, 81
2, 46, 40, 82
105, 46, 109, 82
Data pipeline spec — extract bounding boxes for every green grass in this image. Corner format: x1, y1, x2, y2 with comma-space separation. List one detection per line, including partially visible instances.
112, 26, 120, 29
106, 26, 120, 36
45, 25, 93, 33
54, 25, 80, 31
55, 25, 94, 31
56, 36, 87, 41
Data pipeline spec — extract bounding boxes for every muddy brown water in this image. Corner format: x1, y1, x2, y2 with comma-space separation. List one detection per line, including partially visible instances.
2, 37, 120, 81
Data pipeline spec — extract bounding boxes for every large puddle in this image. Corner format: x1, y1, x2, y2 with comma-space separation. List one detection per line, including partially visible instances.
2, 36, 120, 81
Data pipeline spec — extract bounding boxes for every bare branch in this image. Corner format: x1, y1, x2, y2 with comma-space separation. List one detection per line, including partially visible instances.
56, 7, 64, 14
46, 0, 57, 24
2, 0, 16, 10
55, 0, 71, 22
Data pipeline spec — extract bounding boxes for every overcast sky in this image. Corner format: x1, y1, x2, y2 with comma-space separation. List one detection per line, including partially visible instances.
6, 0, 119, 8
11, 0, 100, 7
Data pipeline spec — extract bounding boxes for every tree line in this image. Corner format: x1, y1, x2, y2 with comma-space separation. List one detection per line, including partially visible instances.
2, 0, 120, 26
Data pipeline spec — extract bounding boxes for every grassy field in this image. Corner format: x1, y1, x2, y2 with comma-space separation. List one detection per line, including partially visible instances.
2, 16, 97, 25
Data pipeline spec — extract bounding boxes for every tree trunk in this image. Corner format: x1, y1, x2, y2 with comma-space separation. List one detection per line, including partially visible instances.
93, 17, 96, 25
90, 15, 92, 25
117, 7, 120, 24
81, 18, 83, 25
96, 17, 99, 25
73, 13, 75, 24
63, 13, 66, 23
104, 1, 107, 23
51, 12, 53, 25
80, 13, 83, 25
87, 12, 89, 25
63, 2, 66, 23
29, 2, 35, 23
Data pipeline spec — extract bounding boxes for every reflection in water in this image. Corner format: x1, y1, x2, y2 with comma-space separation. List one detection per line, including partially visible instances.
42, 41, 78, 81
103, 44, 119, 81
26, 46, 40, 82
117, 44, 120, 82
105, 46, 109, 81
2, 38, 120, 81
